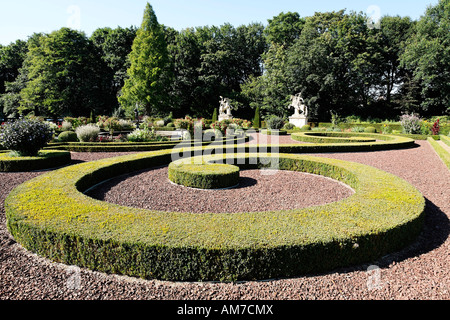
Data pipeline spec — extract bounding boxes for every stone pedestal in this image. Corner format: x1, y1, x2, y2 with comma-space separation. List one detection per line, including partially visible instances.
289, 116, 308, 128
219, 114, 233, 122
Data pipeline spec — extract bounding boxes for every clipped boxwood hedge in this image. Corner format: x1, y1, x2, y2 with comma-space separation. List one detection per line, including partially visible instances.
441, 135, 450, 147
45, 135, 249, 153
260, 129, 288, 136
291, 132, 377, 144
0, 150, 71, 172
5, 149, 425, 282
168, 162, 240, 189
428, 137, 450, 170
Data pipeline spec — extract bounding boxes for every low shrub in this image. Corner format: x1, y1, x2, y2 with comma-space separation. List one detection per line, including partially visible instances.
168, 162, 240, 189
265, 116, 284, 130
0, 119, 54, 156
127, 128, 168, 143
60, 121, 73, 132
283, 123, 296, 130
301, 125, 311, 131
76, 124, 100, 142
58, 131, 78, 142
364, 127, 377, 133
351, 126, 366, 133
400, 114, 422, 134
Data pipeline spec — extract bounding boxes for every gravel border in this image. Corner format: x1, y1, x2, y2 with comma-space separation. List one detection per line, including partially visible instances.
0, 137, 449, 300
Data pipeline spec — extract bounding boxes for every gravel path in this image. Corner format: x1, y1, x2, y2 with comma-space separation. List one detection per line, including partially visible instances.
86, 167, 354, 214
0, 138, 449, 300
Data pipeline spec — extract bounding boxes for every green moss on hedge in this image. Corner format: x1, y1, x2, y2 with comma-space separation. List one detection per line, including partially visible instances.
5, 150, 425, 281
0, 150, 71, 172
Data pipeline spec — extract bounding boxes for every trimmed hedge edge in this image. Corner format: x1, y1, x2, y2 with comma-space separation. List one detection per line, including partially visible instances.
428, 137, 450, 170
5, 149, 425, 282
168, 162, 240, 189
0, 150, 71, 172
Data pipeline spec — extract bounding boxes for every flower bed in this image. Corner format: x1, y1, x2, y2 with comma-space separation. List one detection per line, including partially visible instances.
5, 149, 425, 282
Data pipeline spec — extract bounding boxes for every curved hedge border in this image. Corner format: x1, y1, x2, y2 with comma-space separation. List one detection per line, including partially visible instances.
0, 150, 71, 172
260, 129, 288, 136
441, 135, 450, 147
291, 132, 378, 144
45, 134, 249, 153
168, 162, 240, 189
5, 149, 425, 281
44, 132, 415, 154
428, 137, 450, 170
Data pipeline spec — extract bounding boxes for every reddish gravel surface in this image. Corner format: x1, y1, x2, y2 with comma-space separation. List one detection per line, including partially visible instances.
0, 137, 449, 300
86, 168, 354, 214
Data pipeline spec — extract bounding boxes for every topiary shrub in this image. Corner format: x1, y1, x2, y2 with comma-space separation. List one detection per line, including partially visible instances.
58, 131, 79, 143
364, 126, 377, 133
0, 119, 54, 156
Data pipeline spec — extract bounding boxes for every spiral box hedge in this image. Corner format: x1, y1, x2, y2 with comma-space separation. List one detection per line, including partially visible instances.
169, 162, 240, 189
5, 148, 425, 282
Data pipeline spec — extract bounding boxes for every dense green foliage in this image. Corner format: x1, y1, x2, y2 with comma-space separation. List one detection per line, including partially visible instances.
118, 3, 171, 117
1, 1, 448, 121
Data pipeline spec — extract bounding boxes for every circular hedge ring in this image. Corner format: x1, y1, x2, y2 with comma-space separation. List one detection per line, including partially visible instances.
5, 149, 425, 282
168, 162, 240, 189
291, 132, 378, 144
0, 150, 72, 172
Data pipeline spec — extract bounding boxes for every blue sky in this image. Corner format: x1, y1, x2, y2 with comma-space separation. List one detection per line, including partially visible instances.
0, 0, 439, 45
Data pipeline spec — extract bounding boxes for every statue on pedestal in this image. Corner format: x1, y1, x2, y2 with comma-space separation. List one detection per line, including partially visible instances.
289, 93, 309, 128
218, 96, 234, 121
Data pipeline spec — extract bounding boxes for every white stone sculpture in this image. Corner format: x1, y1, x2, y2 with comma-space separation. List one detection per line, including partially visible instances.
218, 96, 234, 121
289, 93, 309, 128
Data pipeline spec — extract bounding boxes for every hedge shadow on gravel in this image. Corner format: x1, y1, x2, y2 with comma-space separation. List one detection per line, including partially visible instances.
371, 198, 449, 270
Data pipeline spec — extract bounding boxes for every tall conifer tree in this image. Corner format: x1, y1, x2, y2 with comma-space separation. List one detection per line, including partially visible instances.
119, 3, 171, 116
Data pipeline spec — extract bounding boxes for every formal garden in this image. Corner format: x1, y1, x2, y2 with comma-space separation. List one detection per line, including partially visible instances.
0, 1, 449, 300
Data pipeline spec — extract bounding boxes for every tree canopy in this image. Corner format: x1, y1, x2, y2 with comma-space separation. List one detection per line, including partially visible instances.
1, 0, 448, 121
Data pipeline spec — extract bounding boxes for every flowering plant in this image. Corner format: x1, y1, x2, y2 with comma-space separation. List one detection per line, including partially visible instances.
431, 119, 440, 135
400, 113, 421, 134
0, 119, 53, 156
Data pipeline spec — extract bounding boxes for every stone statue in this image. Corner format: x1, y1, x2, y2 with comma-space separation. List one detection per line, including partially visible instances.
218, 96, 234, 121
289, 93, 309, 128
289, 93, 308, 117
